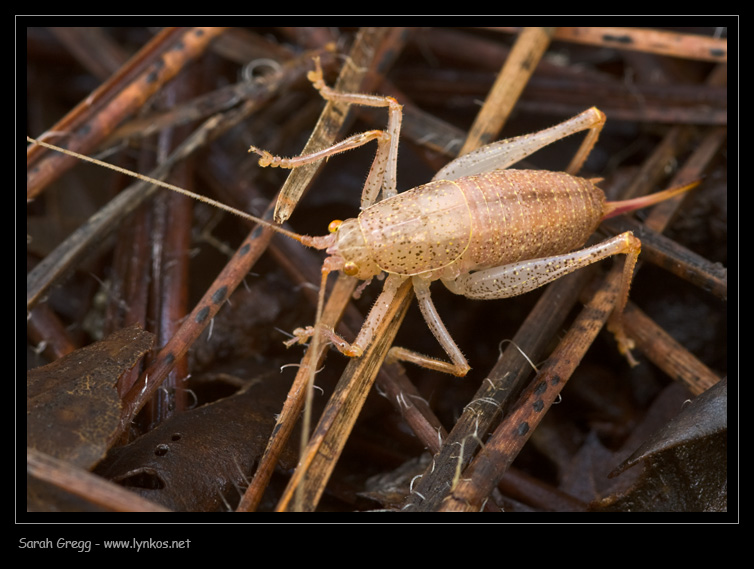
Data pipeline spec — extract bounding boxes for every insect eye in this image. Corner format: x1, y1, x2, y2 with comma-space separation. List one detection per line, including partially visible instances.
343, 261, 359, 276
328, 220, 343, 233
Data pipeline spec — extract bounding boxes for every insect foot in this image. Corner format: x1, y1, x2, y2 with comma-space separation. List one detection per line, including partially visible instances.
284, 325, 363, 357
604, 232, 642, 367
612, 331, 638, 367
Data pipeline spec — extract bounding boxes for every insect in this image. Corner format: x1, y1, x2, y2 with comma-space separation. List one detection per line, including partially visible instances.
28, 57, 698, 379
248, 57, 698, 374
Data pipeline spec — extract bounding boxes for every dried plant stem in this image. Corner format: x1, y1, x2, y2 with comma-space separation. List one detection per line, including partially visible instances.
27, 448, 170, 512
459, 26, 555, 154
276, 280, 413, 512
237, 274, 357, 512
439, 263, 627, 512
27, 27, 228, 200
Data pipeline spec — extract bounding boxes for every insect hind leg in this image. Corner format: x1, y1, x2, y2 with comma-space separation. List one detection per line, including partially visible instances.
433, 107, 606, 182
443, 232, 642, 366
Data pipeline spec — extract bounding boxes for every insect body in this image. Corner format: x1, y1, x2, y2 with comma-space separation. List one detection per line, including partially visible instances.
286, 167, 694, 375
337, 170, 606, 281
247, 58, 698, 375
28, 57, 698, 379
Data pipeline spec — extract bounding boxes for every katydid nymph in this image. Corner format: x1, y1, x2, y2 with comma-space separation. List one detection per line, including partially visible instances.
27, 57, 698, 380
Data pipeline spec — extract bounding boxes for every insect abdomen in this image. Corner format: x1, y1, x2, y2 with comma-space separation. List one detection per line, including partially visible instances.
458, 169, 605, 270
355, 170, 605, 278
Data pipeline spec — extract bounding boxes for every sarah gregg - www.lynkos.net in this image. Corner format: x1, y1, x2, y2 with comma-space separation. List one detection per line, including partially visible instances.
19, 538, 191, 553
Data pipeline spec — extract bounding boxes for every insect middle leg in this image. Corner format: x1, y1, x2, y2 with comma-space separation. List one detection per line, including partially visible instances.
386, 277, 471, 376
248, 56, 403, 209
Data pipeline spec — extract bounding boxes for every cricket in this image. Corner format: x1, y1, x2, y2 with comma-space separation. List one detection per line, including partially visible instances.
28, 56, 699, 379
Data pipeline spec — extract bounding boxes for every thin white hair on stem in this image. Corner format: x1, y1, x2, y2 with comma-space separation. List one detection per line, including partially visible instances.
241, 58, 282, 83
450, 431, 484, 492
409, 474, 423, 495
279, 362, 325, 374
498, 338, 539, 374
462, 396, 502, 415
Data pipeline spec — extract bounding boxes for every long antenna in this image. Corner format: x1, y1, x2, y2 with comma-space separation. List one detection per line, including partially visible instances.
26, 135, 309, 244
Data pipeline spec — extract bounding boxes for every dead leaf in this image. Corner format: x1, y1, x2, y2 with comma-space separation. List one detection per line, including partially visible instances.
27, 325, 154, 469
592, 378, 726, 512
94, 372, 298, 511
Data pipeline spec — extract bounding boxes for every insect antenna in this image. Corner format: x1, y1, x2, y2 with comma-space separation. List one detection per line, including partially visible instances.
26, 136, 331, 248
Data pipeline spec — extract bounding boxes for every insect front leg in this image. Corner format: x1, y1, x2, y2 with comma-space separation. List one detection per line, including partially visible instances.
306, 57, 403, 207
249, 57, 403, 210
287, 273, 407, 357
442, 232, 642, 366
433, 107, 606, 182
